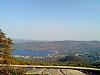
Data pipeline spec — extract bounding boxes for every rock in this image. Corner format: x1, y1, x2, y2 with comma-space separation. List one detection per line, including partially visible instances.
61, 69, 86, 75
26, 68, 86, 75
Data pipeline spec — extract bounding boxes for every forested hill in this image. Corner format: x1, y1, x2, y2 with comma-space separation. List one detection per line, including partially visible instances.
14, 40, 100, 54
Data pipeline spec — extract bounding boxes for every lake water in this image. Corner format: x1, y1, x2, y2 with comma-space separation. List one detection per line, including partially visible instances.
13, 50, 49, 56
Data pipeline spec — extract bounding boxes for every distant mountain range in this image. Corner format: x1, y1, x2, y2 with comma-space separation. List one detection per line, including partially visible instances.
14, 40, 100, 63
13, 39, 46, 43
14, 40, 100, 54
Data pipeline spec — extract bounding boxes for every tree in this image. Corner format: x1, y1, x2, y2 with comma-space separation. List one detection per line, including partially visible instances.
0, 29, 13, 64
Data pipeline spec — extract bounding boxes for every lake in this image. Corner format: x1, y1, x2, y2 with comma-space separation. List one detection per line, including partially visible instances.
13, 50, 50, 56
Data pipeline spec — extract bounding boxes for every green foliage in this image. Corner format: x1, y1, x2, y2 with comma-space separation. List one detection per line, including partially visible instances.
92, 62, 100, 68
0, 29, 14, 64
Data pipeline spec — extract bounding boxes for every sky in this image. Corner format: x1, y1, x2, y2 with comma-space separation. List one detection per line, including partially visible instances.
0, 0, 100, 41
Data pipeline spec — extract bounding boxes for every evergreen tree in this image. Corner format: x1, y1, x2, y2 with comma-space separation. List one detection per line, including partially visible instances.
0, 29, 13, 64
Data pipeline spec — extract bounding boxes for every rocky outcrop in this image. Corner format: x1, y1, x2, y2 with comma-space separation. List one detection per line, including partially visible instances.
26, 68, 86, 75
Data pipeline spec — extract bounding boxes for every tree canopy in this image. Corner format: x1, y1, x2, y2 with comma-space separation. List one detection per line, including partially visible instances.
0, 29, 13, 64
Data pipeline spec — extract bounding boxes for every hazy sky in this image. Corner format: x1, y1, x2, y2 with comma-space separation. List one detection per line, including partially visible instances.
0, 0, 100, 41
